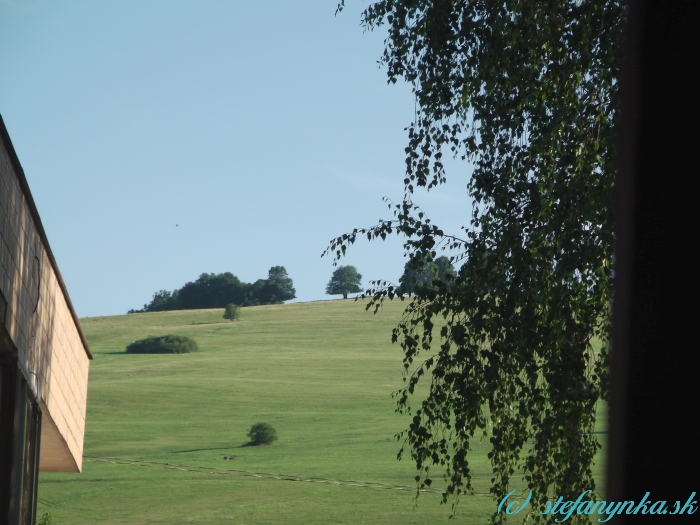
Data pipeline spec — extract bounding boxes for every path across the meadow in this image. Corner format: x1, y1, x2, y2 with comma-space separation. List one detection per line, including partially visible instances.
85, 456, 497, 497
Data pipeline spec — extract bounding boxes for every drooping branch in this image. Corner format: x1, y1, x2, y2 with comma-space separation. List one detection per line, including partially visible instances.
328, 1, 622, 522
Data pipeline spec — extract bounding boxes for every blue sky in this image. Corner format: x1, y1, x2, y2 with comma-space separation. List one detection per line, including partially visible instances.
1, 0, 470, 317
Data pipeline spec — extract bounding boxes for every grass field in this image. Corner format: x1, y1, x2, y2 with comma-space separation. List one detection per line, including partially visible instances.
36, 299, 606, 524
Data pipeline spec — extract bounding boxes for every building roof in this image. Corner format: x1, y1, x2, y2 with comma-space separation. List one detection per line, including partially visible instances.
0, 114, 92, 360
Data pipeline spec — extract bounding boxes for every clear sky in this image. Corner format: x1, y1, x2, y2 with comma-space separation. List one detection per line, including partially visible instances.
1, 0, 470, 317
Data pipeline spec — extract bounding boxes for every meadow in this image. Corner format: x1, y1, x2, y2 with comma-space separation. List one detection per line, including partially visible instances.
36, 299, 606, 524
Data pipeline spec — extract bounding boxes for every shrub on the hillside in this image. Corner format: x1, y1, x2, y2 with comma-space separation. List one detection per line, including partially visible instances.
126, 334, 198, 354
223, 303, 240, 321
246, 422, 278, 446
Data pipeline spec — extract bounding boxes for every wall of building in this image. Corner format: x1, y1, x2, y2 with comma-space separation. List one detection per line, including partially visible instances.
0, 122, 91, 473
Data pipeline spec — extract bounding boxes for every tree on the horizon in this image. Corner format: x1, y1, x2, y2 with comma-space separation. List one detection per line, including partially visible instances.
325, 265, 363, 299
263, 266, 297, 303
139, 289, 178, 312
328, 0, 622, 519
398, 255, 455, 296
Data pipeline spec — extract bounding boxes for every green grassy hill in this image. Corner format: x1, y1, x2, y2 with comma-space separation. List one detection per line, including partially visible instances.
37, 299, 606, 524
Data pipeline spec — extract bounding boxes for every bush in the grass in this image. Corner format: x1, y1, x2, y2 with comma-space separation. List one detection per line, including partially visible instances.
126, 334, 198, 354
246, 422, 278, 446
223, 303, 240, 321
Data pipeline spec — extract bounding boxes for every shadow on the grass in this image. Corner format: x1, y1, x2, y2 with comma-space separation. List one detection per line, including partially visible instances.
172, 446, 237, 454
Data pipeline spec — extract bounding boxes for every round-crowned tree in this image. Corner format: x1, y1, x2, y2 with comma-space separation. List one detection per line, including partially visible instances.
246, 422, 278, 446
325, 265, 362, 299
126, 335, 198, 354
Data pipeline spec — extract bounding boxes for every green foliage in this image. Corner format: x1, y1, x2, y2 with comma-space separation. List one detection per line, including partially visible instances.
38, 513, 52, 525
331, 0, 622, 521
132, 267, 296, 313
143, 289, 176, 312
325, 265, 363, 299
126, 334, 199, 354
223, 303, 241, 321
246, 422, 278, 446
249, 266, 297, 305
398, 255, 455, 296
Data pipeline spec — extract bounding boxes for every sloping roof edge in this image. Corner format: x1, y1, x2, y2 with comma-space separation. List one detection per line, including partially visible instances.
0, 114, 93, 360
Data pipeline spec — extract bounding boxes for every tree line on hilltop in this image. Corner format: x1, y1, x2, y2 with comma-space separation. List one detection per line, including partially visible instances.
325, 257, 456, 300
129, 266, 296, 313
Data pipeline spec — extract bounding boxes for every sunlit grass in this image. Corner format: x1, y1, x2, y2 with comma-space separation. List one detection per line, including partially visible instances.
37, 299, 605, 524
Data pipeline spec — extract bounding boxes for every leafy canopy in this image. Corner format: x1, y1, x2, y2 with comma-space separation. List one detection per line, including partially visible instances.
252, 266, 297, 305
132, 266, 296, 313
326, 265, 363, 299
329, 0, 622, 521
223, 303, 241, 321
246, 422, 278, 446
398, 255, 455, 296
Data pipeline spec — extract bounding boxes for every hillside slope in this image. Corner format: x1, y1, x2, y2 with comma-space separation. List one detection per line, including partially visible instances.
37, 299, 605, 524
